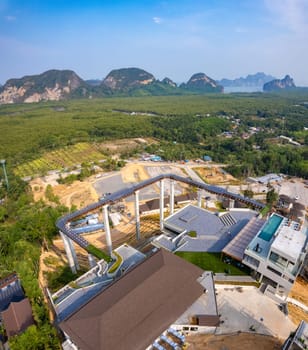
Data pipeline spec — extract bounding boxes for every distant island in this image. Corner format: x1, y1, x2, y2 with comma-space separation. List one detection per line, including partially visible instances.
263, 75, 296, 92
218, 72, 276, 93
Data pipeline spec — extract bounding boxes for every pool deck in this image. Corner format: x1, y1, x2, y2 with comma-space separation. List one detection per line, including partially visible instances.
246, 234, 272, 259
246, 214, 285, 259
258, 214, 283, 242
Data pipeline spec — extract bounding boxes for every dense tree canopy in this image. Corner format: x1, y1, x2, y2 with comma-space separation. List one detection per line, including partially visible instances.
0, 174, 67, 348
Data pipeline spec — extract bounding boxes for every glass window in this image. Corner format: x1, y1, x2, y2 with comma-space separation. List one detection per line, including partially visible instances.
267, 265, 282, 276
269, 251, 287, 268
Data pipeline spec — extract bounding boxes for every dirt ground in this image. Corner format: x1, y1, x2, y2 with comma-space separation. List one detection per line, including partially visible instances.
30, 177, 48, 201
52, 181, 99, 208
288, 277, 308, 324
121, 163, 150, 183
290, 277, 308, 305
97, 137, 153, 156
38, 247, 67, 320
288, 303, 308, 325
30, 177, 99, 208
186, 332, 282, 350
193, 167, 238, 185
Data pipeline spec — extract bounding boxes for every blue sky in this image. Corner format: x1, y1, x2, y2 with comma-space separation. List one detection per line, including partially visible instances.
1, 0, 308, 85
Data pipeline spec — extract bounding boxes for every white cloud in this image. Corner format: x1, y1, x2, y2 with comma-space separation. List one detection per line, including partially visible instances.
5, 15, 16, 21
153, 16, 162, 24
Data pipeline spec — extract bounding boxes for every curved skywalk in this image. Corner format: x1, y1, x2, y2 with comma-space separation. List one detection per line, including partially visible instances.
56, 173, 265, 251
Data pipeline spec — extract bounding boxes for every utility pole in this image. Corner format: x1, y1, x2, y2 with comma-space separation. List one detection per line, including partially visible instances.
0, 159, 9, 190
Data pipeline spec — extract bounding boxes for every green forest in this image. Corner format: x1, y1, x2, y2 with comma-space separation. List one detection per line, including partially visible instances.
0, 92, 307, 178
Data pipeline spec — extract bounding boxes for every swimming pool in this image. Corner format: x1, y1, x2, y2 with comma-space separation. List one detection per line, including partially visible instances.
258, 214, 283, 241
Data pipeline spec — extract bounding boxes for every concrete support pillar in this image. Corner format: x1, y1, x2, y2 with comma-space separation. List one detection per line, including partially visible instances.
197, 190, 202, 208
160, 179, 164, 231
103, 205, 112, 255
67, 236, 80, 271
169, 180, 175, 215
88, 254, 97, 268
229, 199, 235, 209
60, 231, 79, 274
134, 190, 140, 240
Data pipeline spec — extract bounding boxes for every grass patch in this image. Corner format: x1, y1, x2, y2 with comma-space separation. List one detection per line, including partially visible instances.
188, 230, 197, 238
175, 252, 248, 275
215, 201, 225, 212
260, 205, 271, 217
43, 255, 60, 267
86, 244, 112, 262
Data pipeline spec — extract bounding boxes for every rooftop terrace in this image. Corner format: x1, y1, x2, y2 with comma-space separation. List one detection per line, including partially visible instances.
271, 225, 307, 262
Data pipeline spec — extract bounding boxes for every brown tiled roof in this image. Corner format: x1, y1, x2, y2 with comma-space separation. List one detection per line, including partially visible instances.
175, 193, 197, 204
2, 298, 34, 338
139, 197, 168, 213
60, 249, 204, 350
139, 193, 197, 213
196, 315, 220, 327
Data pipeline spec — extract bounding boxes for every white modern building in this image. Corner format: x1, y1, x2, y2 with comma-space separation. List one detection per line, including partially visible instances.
242, 214, 308, 300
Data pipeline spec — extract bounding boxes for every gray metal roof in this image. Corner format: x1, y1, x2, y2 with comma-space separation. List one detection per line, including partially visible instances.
166, 205, 224, 236
222, 217, 265, 261
0, 275, 24, 313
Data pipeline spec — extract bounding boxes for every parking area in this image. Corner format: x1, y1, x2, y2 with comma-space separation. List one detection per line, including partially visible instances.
278, 179, 308, 208
93, 173, 129, 196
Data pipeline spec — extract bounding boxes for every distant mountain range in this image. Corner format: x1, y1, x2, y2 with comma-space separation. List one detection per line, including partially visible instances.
218, 72, 276, 88
0, 68, 299, 104
0, 68, 223, 104
263, 75, 296, 92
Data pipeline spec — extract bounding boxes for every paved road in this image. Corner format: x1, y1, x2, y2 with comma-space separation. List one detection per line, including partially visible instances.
184, 166, 205, 183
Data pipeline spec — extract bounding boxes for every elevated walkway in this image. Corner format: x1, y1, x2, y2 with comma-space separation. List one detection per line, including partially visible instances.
56, 173, 265, 252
